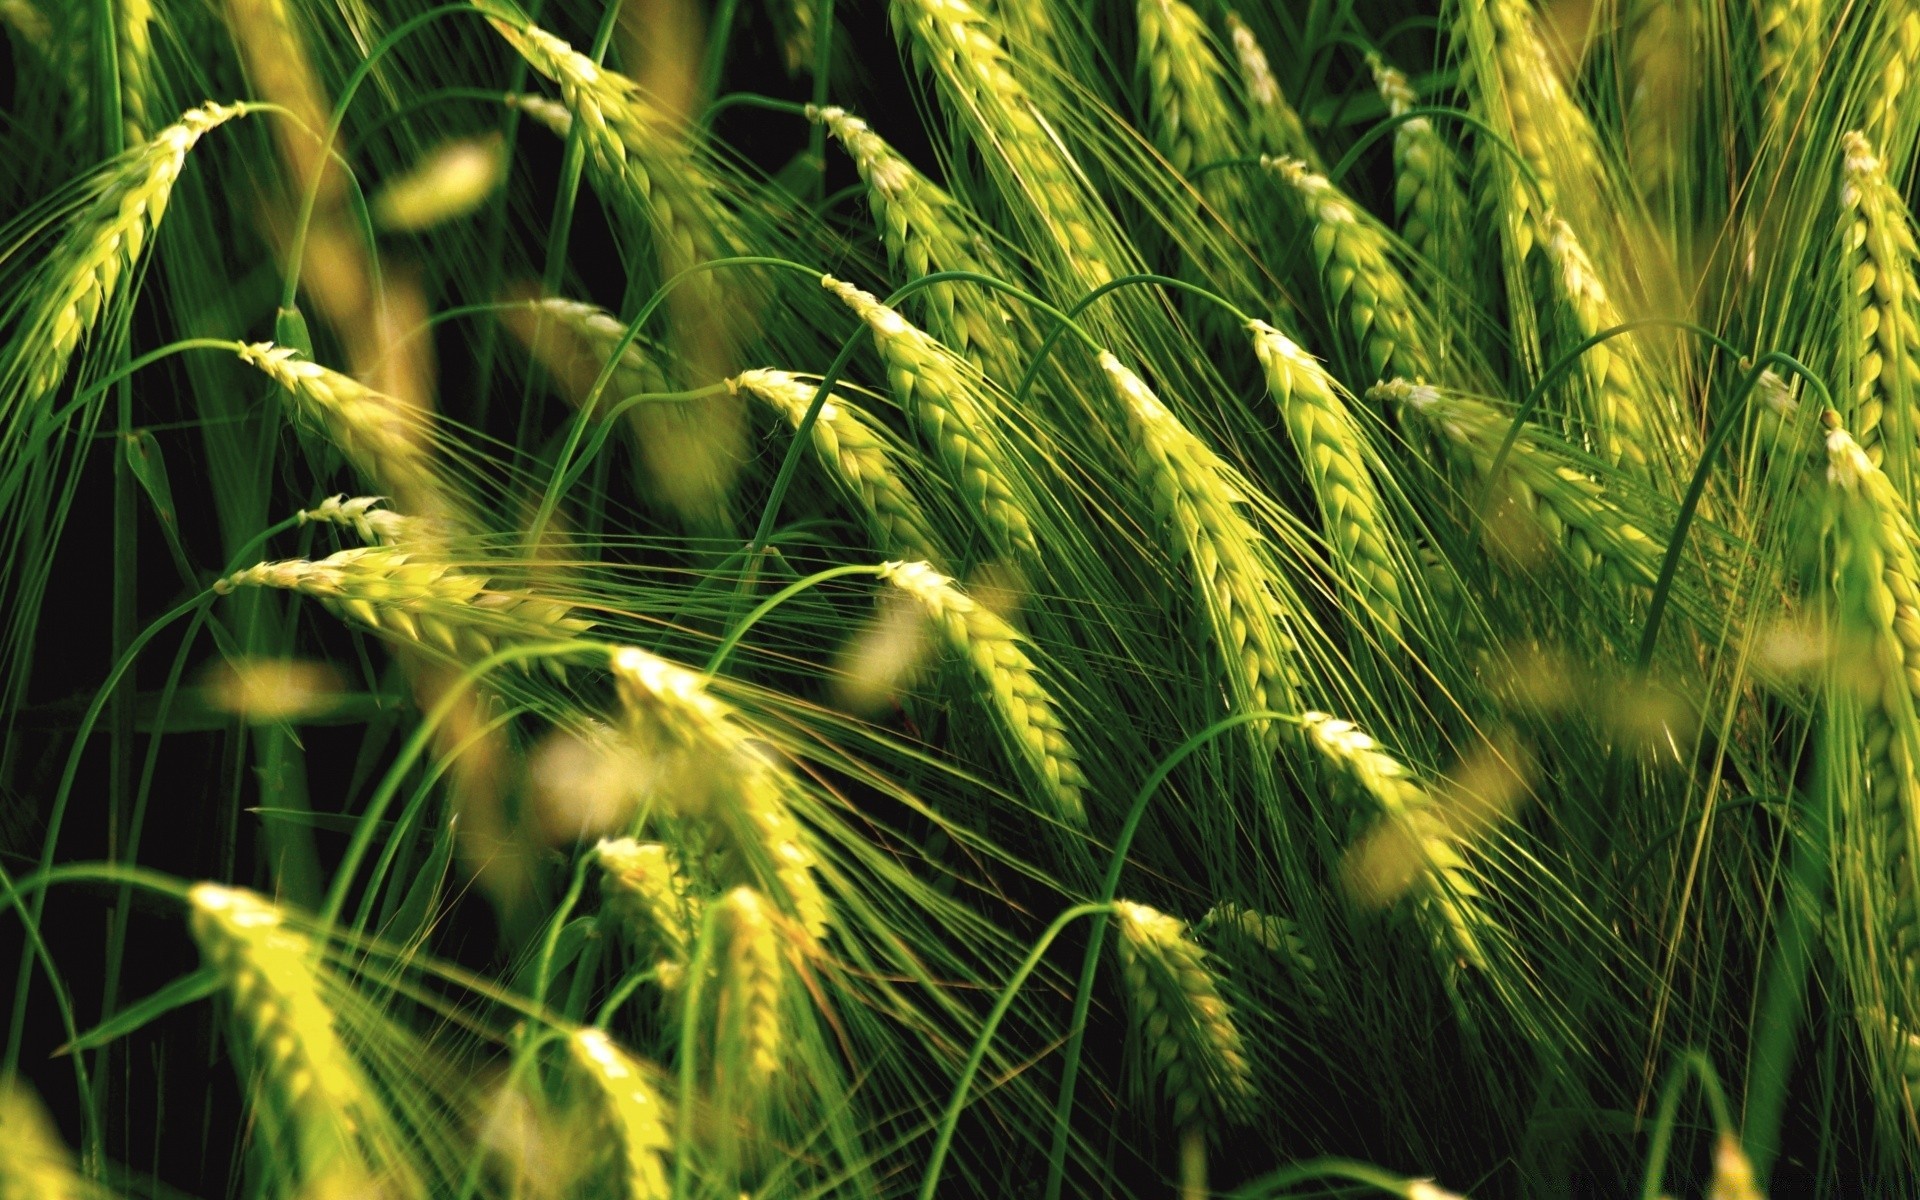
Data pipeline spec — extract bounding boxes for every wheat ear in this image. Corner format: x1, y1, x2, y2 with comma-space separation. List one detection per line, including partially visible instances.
189, 884, 387, 1192
116, 0, 156, 142
569, 1028, 673, 1200
1223, 11, 1323, 171
1378, 379, 1663, 589
214, 546, 595, 662
1197, 902, 1328, 1014
595, 837, 701, 990
298, 494, 428, 545
25, 102, 243, 399
609, 646, 830, 940
809, 106, 1025, 386
1366, 52, 1472, 295
1262, 156, 1433, 384
1759, 0, 1825, 136
1300, 712, 1496, 971
1103, 351, 1302, 718
1248, 320, 1405, 640
823, 276, 1039, 561
710, 887, 788, 1109
879, 559, 1088, 826
1866, 6, 1920, 156
1137, 0, 1243, 201
1839, 131, 1920, 501
0, 1081, 86, 1200
731, 369, 943, 566
1113, 900, 1256, 1128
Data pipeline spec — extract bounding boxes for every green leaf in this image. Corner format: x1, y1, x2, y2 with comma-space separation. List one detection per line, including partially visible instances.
55, 967, 222, 1056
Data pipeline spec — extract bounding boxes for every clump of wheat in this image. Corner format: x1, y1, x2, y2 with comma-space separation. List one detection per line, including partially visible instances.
0, 1081, 85, 1200
568, 1028, 672, 1200
809, 106, 1025, 385
214, 546, 595, 662
1366, 52, 1472, 296
1300, 712, 1495, 971
188, 884, 388, 1193
1838, 130, 1920, 500
1538, 215, 1666, 480
890, 0, 1117, 289
608, 646, 830, 940
299, 494, 427, 545
1223, 11, 1321, 170
1137, 0, 1241, 194
1377, 379, 1663, 589
236, 343, 442, 509
1198, 901, 1328, 1013
1262, 155, 1433, 383
595, 837, 701, 990
1103, 350, 1302, 717
1247, 320, 1405, 640
22, 102, 243, 400
823, 276, 1039, 561
730, 369, 943, 566
1112, 900, 1256, 1128
878, 559, 1087, 826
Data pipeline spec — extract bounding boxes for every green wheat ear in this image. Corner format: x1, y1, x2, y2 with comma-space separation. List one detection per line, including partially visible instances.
1113, 899, 1257, 1129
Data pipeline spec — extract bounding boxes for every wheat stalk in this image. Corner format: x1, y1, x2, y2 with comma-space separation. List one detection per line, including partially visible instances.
823, 276, 1039, 561
809, 105, 1025, 386
1103, 350, 1302, 719
214, 546, 595, 662
568, 1028, 673, 1200
608, 646, 830, 940
731, 369, 943, 566
1378, 379, 1663, 589
1262, 155, 1433, 384
1300, 712, 1496, 971
1247, 320, 1405, 641
1112, 900, 1256, 1128
595, 837, 701, 990
23, 102, 243, 400
1223, 11, 1322, 171
1838, 130, 1920, 501
878, 559, 1087, 826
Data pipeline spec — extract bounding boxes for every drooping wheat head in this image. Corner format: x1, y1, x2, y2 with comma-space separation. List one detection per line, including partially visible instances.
1759, 0, 1826, 138
568, 1028, 673, 1200
731, 368, 943, 565
1223, 11, 1322, 171
298, 494, 431, 546
115, 0, 156, 143
1838, 130, 1920, 501
1197, 901, 1328, 1014
1366, 52, 1473, 300
1112, 900, 1256, 1129
709, 886, 789, 1113
1864, 5, 1920, 161
1136, 0, 1244, 211
595, 837, 702, 990
878, 559, 1087, 826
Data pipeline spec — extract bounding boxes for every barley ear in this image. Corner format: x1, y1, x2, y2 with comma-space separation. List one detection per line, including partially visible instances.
568, 1028, 673, 1200
1113, 900, 1257, 1129
595, 837, 702, 990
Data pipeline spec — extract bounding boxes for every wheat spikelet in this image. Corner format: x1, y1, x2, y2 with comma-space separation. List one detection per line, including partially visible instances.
1248, 320, 1405, 640
730, 369, 943, 565
188, 884, 388, 1193
809, 106, 1024, 385
1262, 156, 1433, 383
710, 887, 787, 1105
506, 91, 573, 136
1759, 0, 1824, 136
1838, 130, 1920, 501
1378, 379, 1663, 589
1300, 712, 1495, 971
1137, 0, 1242, 191
878, 559, 1087, 826
0, 1081, 85, 1200
1538, 215, 1666, 480
1366, 52, 1472, 293
1223, 11, 1322, 171
568, 1029, 672, 1200
1197, 902, 1328, 1014
214, 546, 595, 663
23, 102, 242, 399
595, 837, 701, 990
890, 0, 1117, 289
236, 342, 443, 510
823, 276, 1039, 561
608, 646, 829, 939
1112, 900, 1256, 1128
1102, 351, 1302, 719
298, 495, 429, 545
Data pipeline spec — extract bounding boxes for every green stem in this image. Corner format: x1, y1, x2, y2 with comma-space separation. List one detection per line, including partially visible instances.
703, 564, 886, 675
1639, 1050, 1739, 1200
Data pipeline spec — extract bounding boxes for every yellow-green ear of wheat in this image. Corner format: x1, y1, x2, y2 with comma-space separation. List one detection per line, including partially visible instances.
1113, 900, 1257, 1129
568, 1028, 673, 1200
596, 837, 702, 990
1839, 130, 1920, 502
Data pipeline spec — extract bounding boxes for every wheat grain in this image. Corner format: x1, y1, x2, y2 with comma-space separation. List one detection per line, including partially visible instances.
214, 546, 595, 662
1103, 350, 1302, 718
1378, 379, 1663, 589
595, 837, 701, 990
1112, 900, 1256, 1128
1248, 320, 1405, 640
609, 646, 829, 939
731, 369, 943, 565
879, 559, 1087, 826
1300, 712, 1495, 970
823, 276, 1039, 561
24, 102, 242, 400
1839, 130, 1920, 500
568, 1028, 672, 1200
1262, 156, 1433, 383
809, 105, 1024, 385
1223, 11, 1322, 171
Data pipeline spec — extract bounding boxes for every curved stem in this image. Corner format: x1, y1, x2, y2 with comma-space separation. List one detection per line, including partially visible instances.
1042, 709, 1300, 1200
703, 563, 886, 675
1230, 1156, 1447, 1198
703, 91, 814, 125
918, 902, 1114, 1200
1639, 1050, 1738, 1200
1012, 273, 1253, 411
